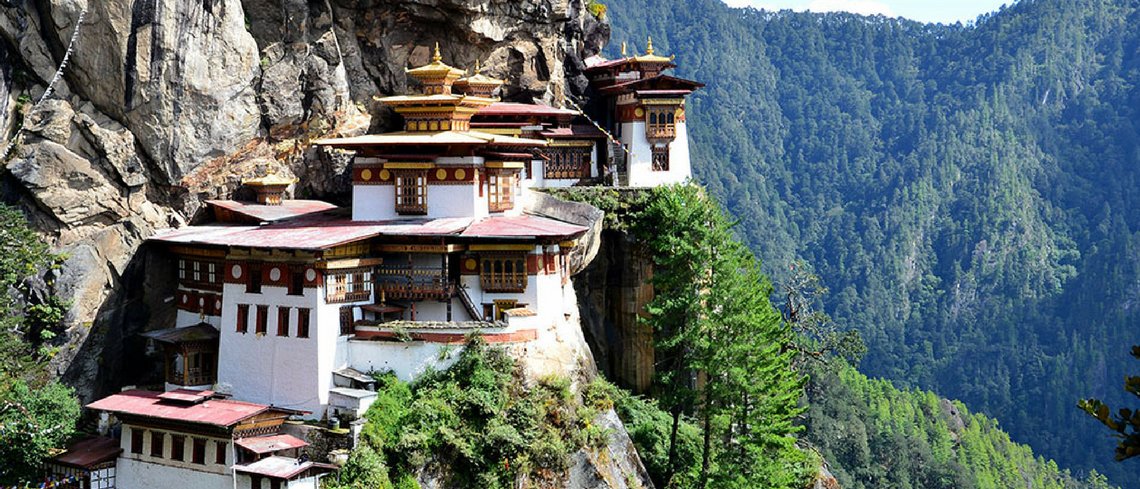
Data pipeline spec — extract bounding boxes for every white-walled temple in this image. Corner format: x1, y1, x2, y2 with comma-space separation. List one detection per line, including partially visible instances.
72, 39, 703, 489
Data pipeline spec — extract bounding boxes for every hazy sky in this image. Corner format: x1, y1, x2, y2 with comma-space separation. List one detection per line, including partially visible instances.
721, 0, 1014, 24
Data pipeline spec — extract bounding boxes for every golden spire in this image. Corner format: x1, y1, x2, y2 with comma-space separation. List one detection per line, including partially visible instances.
432, 42, 442, 63
646, 36, 654, 55
621, 41, 627, 57
474, 59, 481, 73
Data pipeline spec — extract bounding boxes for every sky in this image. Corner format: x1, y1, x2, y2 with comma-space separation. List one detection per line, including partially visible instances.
721, 0, 1014, 24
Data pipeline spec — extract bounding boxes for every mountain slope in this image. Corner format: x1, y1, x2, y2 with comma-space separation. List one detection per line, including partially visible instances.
600, 0, 1140, 484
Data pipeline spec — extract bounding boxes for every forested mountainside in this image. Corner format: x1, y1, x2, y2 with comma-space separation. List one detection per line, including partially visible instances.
602, 0, 1140, 484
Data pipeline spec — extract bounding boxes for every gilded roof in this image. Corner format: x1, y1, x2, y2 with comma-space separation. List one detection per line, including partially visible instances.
405, 43, 466, 79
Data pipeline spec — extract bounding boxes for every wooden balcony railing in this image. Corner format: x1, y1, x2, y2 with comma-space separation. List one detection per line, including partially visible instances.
646, 125, 675, 139
377, 268, 452, 301
327, 289, 372, 304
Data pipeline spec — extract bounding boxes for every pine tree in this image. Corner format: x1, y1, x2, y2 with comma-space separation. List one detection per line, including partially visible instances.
637, 184, 808, 488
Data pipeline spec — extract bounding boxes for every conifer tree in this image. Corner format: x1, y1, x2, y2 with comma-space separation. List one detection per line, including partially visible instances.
637, 184, 808, 488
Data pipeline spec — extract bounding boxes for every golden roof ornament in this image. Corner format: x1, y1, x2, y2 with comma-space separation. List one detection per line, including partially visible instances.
454, 58, 505, 98
405, 42, 466, 94
621, 41, 627, 57
631, 35, 673, 64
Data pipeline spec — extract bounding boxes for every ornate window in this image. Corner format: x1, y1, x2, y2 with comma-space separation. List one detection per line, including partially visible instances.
480, 254, 528, 293
394, 170, 428, 215
487, 170, 517, 212
178, 258, 222, 290
646, 107, 677, 139
544, 147, 591, 179
326, 268, 373, 303
652, 145, 670, 171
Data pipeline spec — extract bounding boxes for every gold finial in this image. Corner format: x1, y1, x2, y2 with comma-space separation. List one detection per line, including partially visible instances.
474, 59, 481, 73
646, 36, 654, 55
621, 41, 627, 56
432, 42, 442, 63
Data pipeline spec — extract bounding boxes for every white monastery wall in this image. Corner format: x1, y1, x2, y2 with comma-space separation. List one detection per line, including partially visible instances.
218, 283, 327, 415
346, 339, 461, 381
621, 120, 692, 187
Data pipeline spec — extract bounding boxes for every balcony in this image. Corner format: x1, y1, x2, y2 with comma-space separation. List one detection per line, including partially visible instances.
645, 124, 675, 140
376, 267, 452, 301
327, 289, 372, 304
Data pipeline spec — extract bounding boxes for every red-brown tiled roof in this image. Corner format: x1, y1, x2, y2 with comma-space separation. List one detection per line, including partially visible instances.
234, 456, 336, 479
87, 390, 271, 427
599, 74, 704, 95
461, 215, 587, 239
151, 216, 473, 251
235, 434, 309, 454
208, 200, 338, 223
50, 437, 122, 469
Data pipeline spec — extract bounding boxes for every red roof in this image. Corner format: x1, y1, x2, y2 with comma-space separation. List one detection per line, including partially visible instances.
152, 212, 586, 249
51, 437, 122, 469
599, 74, 704, 95
477, 102, 578, 118
151, 216, 473, 250
235, 434, 309, 454
462, 215, 587, 239
234, 456, 336, 479
208, 200, 338, 223
158, 388, 216, 403
87, 390, 271, 427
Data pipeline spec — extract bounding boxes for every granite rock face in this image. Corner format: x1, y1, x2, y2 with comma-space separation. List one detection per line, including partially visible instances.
0, 0, 608, 401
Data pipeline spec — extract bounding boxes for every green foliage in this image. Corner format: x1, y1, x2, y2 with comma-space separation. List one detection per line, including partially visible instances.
330, 339, 624, 488
0, 204, 78, 485
541, 187, 651, 232
590, 378, 702, 487
1079, 346, 1140, 461
603, 0, 1140, 483
588, 0, 608, 19
805, 361, 1112, 489
0, 380, 81, 485
635, 184, 810, 488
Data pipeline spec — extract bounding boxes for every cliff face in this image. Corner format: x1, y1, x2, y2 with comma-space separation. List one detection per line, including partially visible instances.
0, 0, 608, 401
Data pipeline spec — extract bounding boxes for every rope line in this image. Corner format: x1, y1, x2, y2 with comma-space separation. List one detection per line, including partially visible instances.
1, 7, 88, 162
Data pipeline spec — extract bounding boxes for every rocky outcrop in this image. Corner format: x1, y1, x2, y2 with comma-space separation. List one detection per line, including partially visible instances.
575, 228, 657, 393
0, 0, 609, 403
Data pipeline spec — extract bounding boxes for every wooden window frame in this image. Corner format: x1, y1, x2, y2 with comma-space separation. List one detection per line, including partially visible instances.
394, 170, 428, 215
326, 268, 372, 304
277, 307, 290, 337
255, 305, 268, 335
149, 431, 163, 458
247, 263, 262, 293
287, 267, 305, 296
480, 254, 528, 293
191, 438, 207, 465
236, 304, 249, 333
298, 308, 311, 338
487, 170, 517, 212
179, 258, 222, 290
652, 145, 670, 172
130, 428, 144, 454
544, 147, 590, 180
214, 440, 227, 465
646, 107, 677, 139
170, 435, 185, 462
